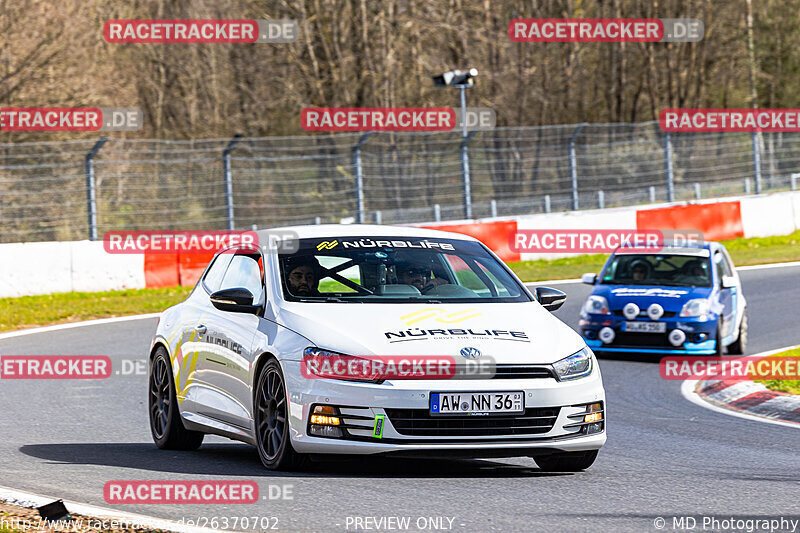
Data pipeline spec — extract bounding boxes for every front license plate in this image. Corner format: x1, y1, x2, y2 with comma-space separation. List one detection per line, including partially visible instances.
430, 392, 524, 415
624, 321, 667, 333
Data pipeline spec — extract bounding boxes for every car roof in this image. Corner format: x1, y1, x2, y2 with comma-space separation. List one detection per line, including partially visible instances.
256, 224, 479, 242
615, 247, 712, 258
613, 239, 717, 257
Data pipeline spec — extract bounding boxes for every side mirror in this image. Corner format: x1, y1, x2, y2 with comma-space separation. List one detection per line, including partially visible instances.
581, 273, 597, 285
721, 275, 737, 289
210, 287, 261, 314
535, 287, 567, 312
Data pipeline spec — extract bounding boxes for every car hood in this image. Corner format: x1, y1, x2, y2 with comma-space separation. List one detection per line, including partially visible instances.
275, 301, 585, 364
593, 284, 714, 313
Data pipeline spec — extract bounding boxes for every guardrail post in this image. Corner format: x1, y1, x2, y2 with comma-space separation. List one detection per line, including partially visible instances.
544, 195, 551, 213
664, 131, 675, 202
374, 210, 382, 224
745, 178, 751, 194
353, 132, 372, 224
649, 186, 656, 203
598, 190, 605, 209
490, 199, 497, 218
461, 131, 477, 219
694, 183, 701, 199
84, 137, 108, 241
752, 131, 762, 194
792, 173, 799, 190
223, 134, 243, 230
569, 123, 586, 211
433, 204, 441, 222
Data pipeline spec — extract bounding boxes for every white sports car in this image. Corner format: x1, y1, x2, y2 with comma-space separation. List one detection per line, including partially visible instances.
148, 225, 606, 471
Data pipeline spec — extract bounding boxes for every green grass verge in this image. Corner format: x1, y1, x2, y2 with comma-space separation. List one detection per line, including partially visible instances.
0, 286, 192, 332
0, 230, 798, 332
754, 346, 800, 395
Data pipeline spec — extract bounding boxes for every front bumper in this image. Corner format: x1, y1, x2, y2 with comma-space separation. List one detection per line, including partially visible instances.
580, 314, 719, 355
281, 360, 606, 455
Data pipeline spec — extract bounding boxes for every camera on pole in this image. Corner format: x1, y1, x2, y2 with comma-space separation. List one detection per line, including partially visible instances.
432, 68, 479, 220
432, 68, 478, 88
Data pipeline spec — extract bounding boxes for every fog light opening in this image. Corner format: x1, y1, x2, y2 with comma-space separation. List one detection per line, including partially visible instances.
309, 404, 344, 438
668, 329, 686, 347
623, 302, 640, 320
599, 327, 615, 344
309, 424, 343, 438
585, 422, 604, 434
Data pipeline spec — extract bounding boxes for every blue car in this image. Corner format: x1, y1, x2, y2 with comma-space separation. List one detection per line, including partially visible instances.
579, 241, 747, 356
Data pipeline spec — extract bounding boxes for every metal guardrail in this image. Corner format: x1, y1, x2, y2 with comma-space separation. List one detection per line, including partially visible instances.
0, 122, 795, 243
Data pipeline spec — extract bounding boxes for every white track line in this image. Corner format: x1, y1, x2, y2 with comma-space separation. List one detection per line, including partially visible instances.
0, 485, 224, 533
737, 260, 800, 271
0, 313, 160, 341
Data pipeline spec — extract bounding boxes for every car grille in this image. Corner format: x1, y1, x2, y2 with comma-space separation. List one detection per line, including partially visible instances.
613, 332, 672, 347
384, 407, 560, 437
492, 365, 555, 379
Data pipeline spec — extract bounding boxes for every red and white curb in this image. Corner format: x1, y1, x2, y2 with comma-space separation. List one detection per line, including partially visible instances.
0, 485, 225, 533
682, 345, 800, 428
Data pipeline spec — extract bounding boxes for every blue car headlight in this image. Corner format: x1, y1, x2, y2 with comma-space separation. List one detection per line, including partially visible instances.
582, 295, 610, 315
679, 298, 711, 318
552, 346, 594, 381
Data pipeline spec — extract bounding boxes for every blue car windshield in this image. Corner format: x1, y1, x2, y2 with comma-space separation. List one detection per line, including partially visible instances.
278, 237, 531, 303
600, 254, 712, 287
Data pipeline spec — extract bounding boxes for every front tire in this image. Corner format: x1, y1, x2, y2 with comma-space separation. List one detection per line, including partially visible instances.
714, 323, 724, 357
727, 312, 748, 355
533, 450, 598, 472
149, 346, 204, 450
254, 358, 306, 471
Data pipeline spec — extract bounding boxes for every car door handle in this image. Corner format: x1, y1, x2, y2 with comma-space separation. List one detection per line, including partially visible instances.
194, 324, 207, 335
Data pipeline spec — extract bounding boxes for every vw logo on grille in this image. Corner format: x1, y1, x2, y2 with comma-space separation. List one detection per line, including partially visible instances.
460, 347, 482, 359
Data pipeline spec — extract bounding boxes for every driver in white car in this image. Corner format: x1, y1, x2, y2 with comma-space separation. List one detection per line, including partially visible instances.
395, 256, 449, 293
285, 256, 321, 297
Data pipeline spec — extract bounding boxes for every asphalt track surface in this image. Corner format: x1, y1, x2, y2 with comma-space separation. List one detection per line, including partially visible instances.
1, 265, 799, 533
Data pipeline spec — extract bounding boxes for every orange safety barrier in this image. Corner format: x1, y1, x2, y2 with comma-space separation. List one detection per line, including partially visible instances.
178, 253, 214, 287
421, 220, 520, 262
143, 253, 179, 288
636, 201, 744, 241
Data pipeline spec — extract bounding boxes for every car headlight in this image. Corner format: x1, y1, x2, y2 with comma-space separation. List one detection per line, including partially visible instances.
583, 295, 610, 315
679, 298, 711, 318
552, 346, 594, 381
302, 347, 382, 383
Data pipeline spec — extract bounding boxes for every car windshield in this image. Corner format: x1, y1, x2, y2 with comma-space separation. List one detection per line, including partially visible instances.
278, 236, 530, 303
600, 253, 712, 287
